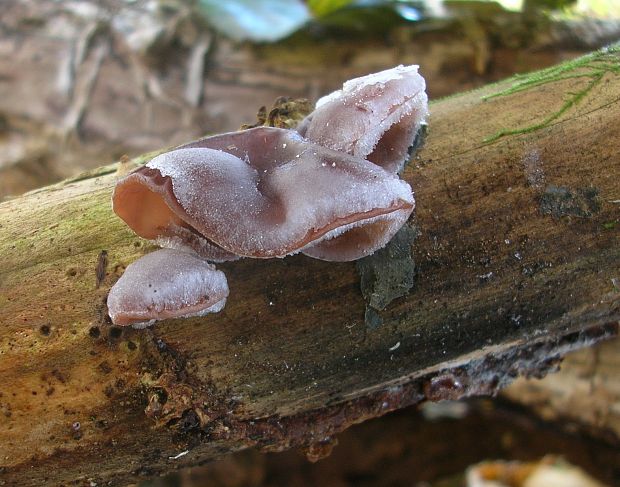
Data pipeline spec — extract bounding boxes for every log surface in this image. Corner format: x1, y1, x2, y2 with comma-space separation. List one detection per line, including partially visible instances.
1, 50, 619, 486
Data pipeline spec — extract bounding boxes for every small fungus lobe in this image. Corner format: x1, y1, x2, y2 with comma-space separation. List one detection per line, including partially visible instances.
107, 249, 228, 326
297, 65, 428, 174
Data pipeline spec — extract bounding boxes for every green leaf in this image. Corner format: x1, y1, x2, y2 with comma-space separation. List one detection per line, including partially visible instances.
307, 0, 356, 17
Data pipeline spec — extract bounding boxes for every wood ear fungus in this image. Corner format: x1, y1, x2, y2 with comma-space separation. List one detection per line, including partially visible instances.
113, 127, 414, 262
107, 65, 428, 326
297, 65, 428, 174
107, 249, 228, 327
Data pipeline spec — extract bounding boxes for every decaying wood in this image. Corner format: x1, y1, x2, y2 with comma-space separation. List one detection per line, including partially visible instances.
1, 49, 619, 486
505, 335, 620, 439
165, 400, 620, 487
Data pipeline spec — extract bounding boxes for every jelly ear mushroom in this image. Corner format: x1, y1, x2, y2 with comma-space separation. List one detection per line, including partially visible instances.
107, 249, 229, 327
297, 65, 428, 174
113, 126, 414, 262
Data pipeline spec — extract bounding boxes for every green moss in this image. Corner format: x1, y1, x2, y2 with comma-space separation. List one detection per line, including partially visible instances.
483, 44, 620, 143
2, 186, 133, 276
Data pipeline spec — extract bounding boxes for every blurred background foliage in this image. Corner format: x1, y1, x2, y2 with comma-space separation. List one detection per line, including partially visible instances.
1, 0, 618, 195
192, 0, 620, 41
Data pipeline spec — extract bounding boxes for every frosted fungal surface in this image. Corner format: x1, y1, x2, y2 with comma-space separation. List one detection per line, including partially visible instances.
155, 227, 240, 263
298, 64, 428, 174
107, 248, 229, 326
109, 64, 428, 326
113, 127, 414, 261
301, 211, 412, 261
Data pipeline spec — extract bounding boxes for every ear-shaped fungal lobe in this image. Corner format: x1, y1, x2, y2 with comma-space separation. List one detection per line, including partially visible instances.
297, 65, 428, 174
112, 127, 414, 262
107, 249, 229, 326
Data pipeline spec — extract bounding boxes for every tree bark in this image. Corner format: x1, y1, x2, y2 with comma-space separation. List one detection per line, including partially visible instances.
1, 48, 619, 486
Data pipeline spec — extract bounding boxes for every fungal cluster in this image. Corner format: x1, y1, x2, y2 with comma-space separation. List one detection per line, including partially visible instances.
107, 65, 428, 327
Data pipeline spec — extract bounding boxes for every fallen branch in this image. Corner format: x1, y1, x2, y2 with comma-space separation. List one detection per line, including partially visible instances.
1, 47, 619, 486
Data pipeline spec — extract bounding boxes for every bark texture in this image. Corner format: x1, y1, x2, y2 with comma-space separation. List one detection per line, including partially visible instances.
1, 49, 619, 486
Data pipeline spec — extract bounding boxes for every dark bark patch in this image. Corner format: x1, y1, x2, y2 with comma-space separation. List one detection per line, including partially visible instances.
357, 224, 419, 328
540, 185, 601, 218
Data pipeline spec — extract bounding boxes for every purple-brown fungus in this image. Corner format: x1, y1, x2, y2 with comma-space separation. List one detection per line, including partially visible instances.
113, 127, 414, 262
107, 65, 428, 326
297, 65, 428, 174
107, 249, 228, 326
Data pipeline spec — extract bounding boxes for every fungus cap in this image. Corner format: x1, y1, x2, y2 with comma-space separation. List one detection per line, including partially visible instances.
297, 64, 428, 174
107, 249, 229, 326
113, 127, 414, 262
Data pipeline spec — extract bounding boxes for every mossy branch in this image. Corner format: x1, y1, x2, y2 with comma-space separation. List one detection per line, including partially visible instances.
1, 51, 620, 486
482, 43, 620, 142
